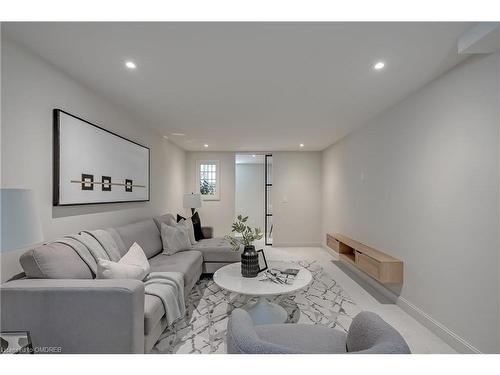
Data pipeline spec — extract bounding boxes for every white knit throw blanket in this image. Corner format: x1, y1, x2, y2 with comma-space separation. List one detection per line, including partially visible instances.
144, 272, 186, 325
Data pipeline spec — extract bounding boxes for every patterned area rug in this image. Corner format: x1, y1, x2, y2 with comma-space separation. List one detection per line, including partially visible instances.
152, 260, 360, 354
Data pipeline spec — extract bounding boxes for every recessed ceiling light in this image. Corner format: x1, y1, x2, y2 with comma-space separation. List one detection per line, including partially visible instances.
171, 133, 185, 136
125, 61, 137, 69
204, 144, 209, 148
252, 154, 256, 157
373, 61, 385, 70
299, 143, 304, 148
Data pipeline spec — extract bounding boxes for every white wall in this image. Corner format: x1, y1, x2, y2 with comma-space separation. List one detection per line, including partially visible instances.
185, 152, 235, 237
235, 163, 264, 230
273, 152, 322, 246
0, 37, 186, 281
497, 54, 500, 351
322, 54, 500, 353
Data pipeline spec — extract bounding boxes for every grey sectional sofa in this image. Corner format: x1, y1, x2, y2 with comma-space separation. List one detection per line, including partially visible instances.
0, 213, 241, 353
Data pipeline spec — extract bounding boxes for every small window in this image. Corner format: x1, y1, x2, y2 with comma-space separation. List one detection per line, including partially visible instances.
196, 160, 220, 200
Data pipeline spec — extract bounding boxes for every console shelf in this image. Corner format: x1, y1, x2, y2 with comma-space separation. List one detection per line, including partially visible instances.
327, 233, 403, 284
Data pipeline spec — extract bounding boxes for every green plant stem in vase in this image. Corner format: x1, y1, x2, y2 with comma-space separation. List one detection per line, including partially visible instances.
225, 215, 263, 251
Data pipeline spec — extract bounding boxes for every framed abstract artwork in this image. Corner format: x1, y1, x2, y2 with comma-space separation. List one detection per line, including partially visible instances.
53, 109, 150, 205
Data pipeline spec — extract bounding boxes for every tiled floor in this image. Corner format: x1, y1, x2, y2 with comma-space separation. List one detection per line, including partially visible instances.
265, 244, 456, 354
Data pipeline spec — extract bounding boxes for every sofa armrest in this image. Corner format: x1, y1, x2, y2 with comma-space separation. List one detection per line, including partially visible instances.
202, 226, 214, 239
0, 279, 144, 353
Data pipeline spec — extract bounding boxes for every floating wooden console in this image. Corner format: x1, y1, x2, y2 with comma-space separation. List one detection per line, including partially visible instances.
326, 233, 403, 284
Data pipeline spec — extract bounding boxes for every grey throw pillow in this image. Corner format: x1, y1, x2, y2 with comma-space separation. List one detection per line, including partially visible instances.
161, 222, 191, 255
178, 218, 197, 245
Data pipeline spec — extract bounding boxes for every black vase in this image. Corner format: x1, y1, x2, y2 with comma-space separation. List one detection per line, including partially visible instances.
241, 245, 259, 278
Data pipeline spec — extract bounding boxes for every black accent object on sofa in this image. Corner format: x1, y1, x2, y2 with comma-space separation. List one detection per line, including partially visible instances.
177, 212, 205, 241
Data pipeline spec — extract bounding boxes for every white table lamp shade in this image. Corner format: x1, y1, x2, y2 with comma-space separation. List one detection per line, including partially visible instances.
1, 189, 44, 252
183, 193, 202, 209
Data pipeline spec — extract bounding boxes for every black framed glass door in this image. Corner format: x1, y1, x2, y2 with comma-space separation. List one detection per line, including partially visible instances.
265, 154, 273, 245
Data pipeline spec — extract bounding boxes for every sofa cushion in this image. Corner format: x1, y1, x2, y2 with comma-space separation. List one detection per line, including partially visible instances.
148, 251, 203, 295
114, 219, 162, 259
255, 324, 348, 354
20, 243, 93, 279
144, 294, 165, 335
153, 214, 176, 232
104, 227, 128, 258
191, 238, 242, 262
160, 223, 191, 255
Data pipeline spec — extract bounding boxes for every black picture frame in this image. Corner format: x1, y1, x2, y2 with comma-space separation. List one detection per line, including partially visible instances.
101, 176, 112, 191
125, 179, 133, 192
81, 174, 94, 191
257, 249, 268, 273
53, 109, 151, 206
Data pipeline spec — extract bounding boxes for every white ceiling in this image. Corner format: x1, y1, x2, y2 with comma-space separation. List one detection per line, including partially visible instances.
235, 154, 266, 164
3, 22, 472, 151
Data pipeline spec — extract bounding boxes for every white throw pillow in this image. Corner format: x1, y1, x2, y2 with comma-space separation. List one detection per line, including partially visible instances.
96, 242, 150, 280
161, 222, 191, 255
178, 218, 197, 245
96, 260, 144, 280
120, 242, 150, 273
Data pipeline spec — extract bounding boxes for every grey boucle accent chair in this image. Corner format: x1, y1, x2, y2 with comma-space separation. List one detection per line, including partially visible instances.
226, 309, 411, 354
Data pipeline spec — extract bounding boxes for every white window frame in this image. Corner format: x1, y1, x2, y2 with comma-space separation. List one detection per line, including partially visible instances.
196, 160, 220, 201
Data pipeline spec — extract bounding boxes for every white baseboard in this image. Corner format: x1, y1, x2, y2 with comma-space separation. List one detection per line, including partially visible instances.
396, 297, 482, 354
321, 244, 337, 257
272, 242, 322, 247
322, 245, 345, 263
321, 246, 481, 354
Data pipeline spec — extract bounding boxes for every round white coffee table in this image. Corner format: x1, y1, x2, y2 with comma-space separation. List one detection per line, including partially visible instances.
213, 261, 312, 325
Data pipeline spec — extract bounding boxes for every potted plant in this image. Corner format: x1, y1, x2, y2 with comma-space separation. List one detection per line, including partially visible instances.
225, 215, 263, 277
